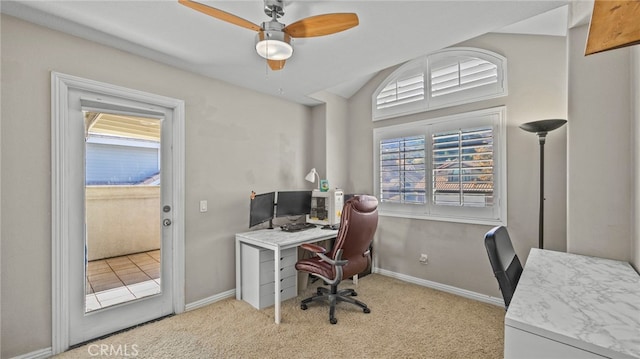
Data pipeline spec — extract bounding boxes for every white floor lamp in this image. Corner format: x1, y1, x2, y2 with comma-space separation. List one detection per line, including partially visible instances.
519, 119, 567, 249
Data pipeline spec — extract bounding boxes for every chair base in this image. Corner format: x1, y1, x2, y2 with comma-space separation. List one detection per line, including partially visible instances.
299, 285, 370, 324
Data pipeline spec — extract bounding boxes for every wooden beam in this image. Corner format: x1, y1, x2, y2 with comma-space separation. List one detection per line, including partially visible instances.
585, 0, 640, 55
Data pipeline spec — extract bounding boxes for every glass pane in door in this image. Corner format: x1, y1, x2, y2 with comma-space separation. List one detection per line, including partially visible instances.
83, 112, 162, 313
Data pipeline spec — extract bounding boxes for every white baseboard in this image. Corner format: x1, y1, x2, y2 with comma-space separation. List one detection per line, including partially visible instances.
184, 288, 236, 312
373, 268, 504, 307
10, 347, 52, 359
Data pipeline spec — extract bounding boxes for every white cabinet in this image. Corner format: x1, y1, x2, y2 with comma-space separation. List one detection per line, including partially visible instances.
240, 244, 297, 309
505, 326, 606, 359
505, 249, 640, 359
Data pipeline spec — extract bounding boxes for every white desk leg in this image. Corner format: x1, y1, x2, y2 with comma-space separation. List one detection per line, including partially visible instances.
235, 239, 241, 300
274, 246, 281, 324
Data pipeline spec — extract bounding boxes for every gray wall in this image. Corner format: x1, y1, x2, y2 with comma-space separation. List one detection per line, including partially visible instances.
634, 46, 640, 271
0, 15, 313, 357
347, 33, 568, 298
0, 14, 3, 354
567, 25, 633, 261
309, 91, 349, 190
309, 104, 327, 182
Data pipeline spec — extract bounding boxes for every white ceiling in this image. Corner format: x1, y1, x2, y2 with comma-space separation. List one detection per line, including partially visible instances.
1, 0, 572, 106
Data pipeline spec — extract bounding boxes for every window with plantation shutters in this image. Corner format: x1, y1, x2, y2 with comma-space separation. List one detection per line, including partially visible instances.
379, 135, 426, 204
373, 107, 506, 225
432, 126, 493, 207
372, 48, 506, 121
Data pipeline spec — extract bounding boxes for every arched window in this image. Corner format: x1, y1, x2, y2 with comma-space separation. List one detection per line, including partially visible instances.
373, 48, 507, 121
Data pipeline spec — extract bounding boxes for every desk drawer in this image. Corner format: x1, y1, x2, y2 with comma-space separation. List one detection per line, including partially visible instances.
261, 273, 296, 292
258, 280, 297, 309
260, 263, 297, 284
257, 250, 296, 270
258, 250, 297, 284
255, 246, 290, 263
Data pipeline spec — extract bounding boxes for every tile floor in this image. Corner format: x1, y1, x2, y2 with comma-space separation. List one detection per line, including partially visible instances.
85, 250, 161, 312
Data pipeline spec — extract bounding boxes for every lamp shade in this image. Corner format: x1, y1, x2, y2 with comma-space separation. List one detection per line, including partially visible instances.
255, 31, 293, 60
305, 168, 318, 183
519, 119, 567, 134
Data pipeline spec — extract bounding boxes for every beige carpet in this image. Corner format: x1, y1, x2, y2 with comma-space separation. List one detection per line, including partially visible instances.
56, 274, 504, 358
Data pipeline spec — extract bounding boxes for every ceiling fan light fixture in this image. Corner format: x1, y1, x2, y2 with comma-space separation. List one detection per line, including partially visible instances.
255, 31, 293, 60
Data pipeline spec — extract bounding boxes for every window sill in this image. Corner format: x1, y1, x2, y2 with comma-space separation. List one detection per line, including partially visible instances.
378, 210, 506, 227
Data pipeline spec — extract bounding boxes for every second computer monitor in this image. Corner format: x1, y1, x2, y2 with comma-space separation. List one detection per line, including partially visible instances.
276, 191, 312, 217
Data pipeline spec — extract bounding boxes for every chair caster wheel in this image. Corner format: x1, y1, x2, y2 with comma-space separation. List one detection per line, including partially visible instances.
363, 307, 371, 314
351, 291, 358, 296
301, 304, 308, 310
330, 318, 337, 324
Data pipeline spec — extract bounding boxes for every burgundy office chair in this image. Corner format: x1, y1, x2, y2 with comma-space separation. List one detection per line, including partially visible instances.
295, 195, 378, 324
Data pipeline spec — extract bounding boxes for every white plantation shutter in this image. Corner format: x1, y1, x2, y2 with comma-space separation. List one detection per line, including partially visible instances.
376, 74, 425, 110
431, 58, 498, 98
428, 49, 506, 109
379, 135, 426, 204
431, 127, 494, 207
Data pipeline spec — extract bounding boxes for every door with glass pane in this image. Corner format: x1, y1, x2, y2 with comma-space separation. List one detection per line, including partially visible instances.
66, 88, 176, 346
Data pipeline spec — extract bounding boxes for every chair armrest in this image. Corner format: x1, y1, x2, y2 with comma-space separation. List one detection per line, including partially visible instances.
309, 249, 348, 286
300, 243, 326, 254
316, 249, 348, 267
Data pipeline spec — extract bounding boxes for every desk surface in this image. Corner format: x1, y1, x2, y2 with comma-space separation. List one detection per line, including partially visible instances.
236, 226, 339, 248
506, 248, 640, 358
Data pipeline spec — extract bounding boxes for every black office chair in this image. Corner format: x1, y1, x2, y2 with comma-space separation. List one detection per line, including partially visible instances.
484, 226, 523, 310
295, 195, 378, 324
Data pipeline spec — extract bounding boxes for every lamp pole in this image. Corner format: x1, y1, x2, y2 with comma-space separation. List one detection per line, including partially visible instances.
519, 119, 566, 249
537, 132, 546, 250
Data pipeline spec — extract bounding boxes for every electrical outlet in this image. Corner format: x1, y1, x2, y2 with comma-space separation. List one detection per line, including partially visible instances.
419, 253, 428, 264
199, 200, 208, 213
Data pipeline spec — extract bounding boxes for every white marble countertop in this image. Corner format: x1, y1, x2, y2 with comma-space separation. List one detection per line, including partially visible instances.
236, 226, 338, 248
506, 248, 640, 358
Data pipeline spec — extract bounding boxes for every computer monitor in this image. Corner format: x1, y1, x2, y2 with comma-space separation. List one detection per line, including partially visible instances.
249, 192, 275, 228
276, 191, 312, 217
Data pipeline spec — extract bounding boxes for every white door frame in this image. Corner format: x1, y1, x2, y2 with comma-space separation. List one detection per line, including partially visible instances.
51, 72, 185, 354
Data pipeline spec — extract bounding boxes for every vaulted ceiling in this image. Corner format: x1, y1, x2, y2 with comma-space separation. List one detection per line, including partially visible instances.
2, 1, 574, 105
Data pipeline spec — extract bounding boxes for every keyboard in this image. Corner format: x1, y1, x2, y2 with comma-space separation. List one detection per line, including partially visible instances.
281, 222, 316, 232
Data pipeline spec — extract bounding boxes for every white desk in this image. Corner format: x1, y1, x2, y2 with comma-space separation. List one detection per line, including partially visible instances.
235, 226, 338, 324
505, 249, 640, 359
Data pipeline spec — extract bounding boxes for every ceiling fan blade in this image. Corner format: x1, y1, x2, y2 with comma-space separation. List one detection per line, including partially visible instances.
268, 59, 286, 71
284, 13, 359, 38
178, 0, 262, 32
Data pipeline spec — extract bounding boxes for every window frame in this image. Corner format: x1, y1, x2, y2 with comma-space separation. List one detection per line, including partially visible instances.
372, 47, 507, 121
373, 106, 507, 226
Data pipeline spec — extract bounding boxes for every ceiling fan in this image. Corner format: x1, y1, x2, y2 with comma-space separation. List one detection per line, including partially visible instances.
178, 0, 359, 71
